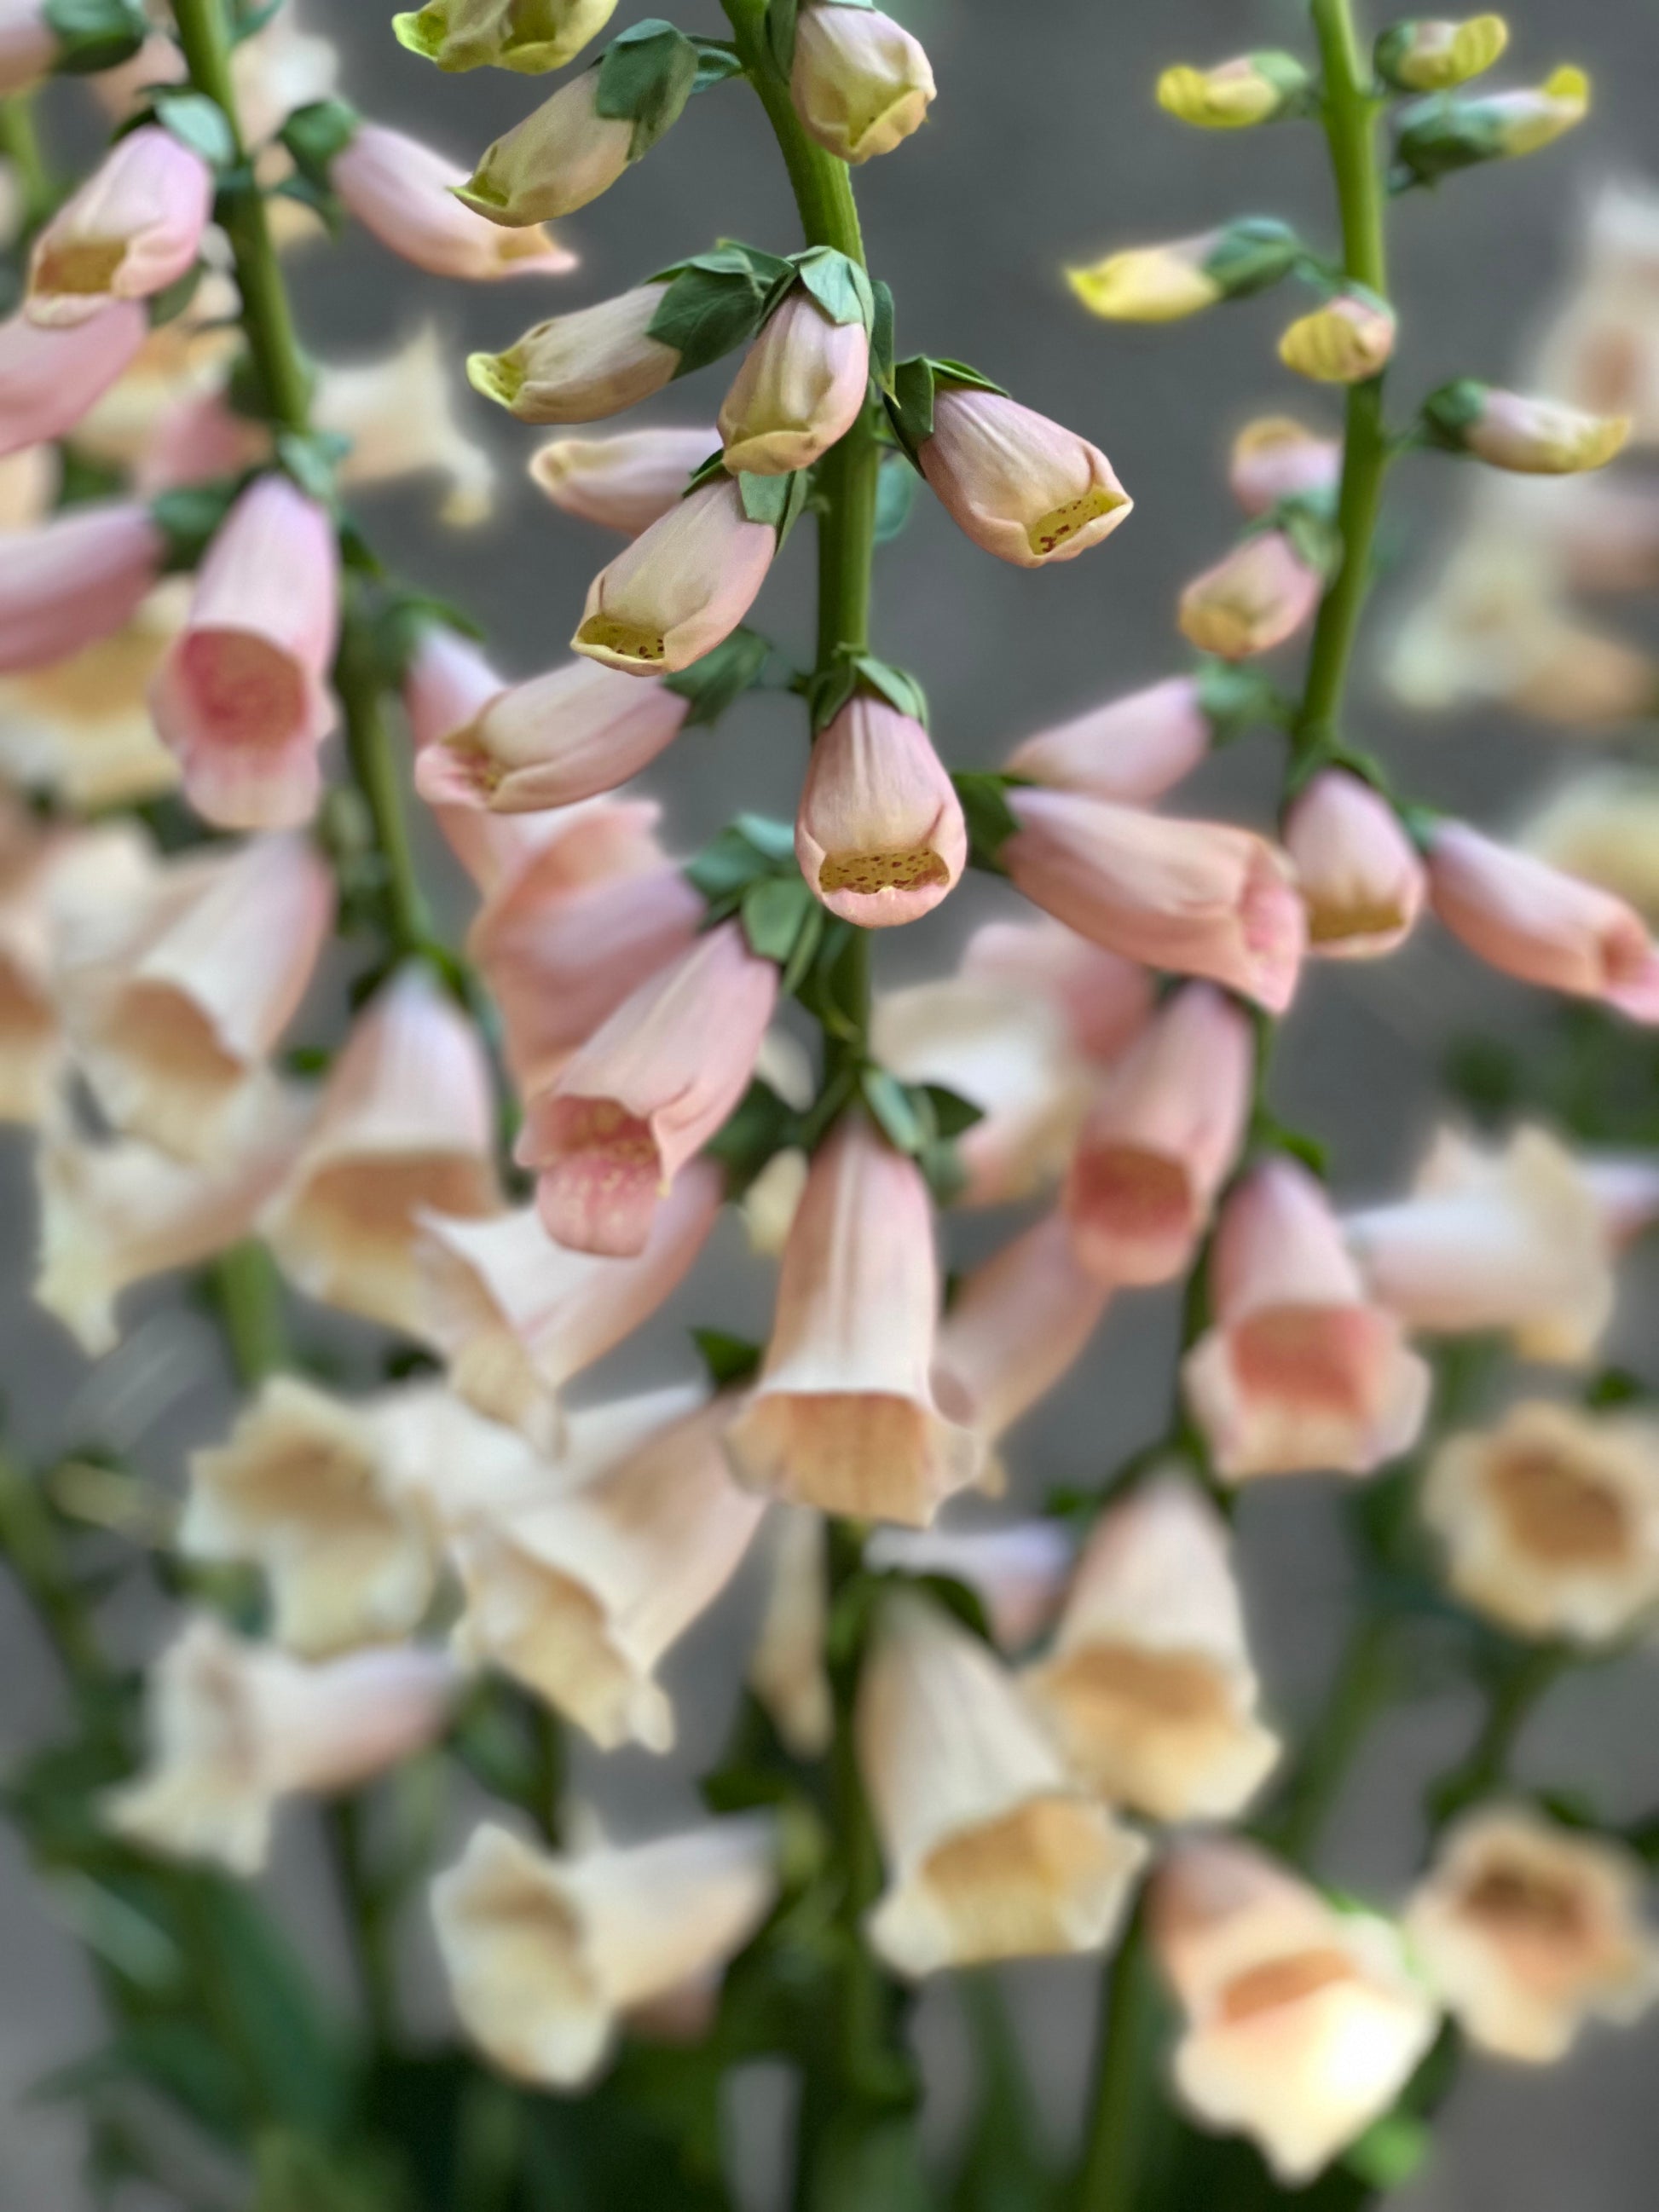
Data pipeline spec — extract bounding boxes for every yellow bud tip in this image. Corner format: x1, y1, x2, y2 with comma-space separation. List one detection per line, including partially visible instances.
1154, 60, 1276, 129
1460, 14, 1510, 74
390, 9, 442, 61
465, 350, 523, 409
1544, 64, 1590, 110
1065, 250, 1220, 324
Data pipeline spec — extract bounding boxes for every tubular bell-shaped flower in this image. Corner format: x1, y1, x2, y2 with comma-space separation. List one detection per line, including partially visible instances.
918, 387, 1132, 568
333, 122, 575, 280
866, 1521, 1074, 1654
795, 693, 966, 927
789, 2, 935, 165
572, 476, 777, 675
455, 68, 638, 227
1183, 1159, 1433, 1481
1277, 292, 1397, 384
530, 424, 718, 535
0, 300, 151, 458
857, 1592, 1147, 1979
1024, 1473, 1280, 1821
1003, 676, 1211, 803
469, 285, 679, 424
1283, 771, 1425, 958
0, 500, 163, 672
418, 656, 690, 814
26, 127, 213, 328
1178, 530, 1323, 659
725, 1114, 985, 1527
931, 1210, 1113, 1449
720, 289, 870, 476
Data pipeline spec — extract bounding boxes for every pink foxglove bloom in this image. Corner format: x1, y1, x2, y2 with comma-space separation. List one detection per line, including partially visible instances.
107, 1615, 456, 1875
857, 1591, 1146, 1978
1178, 530, 1322, 659
455, 71, 636, 226
418, 656, 689, 814
1023, 1473, 1281, 1821
1183, 1158, 1432, 1481
1426, 819, 1659, 1020
719, 291, 870, 476
401, 624, 555, 893
0, 2, 55, 92
1462, 388, 1630, 474
725, 1115, 985, 1527
932, 1210, 1112, 1446
0, 299, 148, 458
151, 476, 341, 831
0, 500, 162, 671
962, 916, 1153, 1063
516, 919, 776, 1257
1228, 415, 1342, 516
1063, 984, 1254, 1287
790, 3, 935, 164
1277, 291, 1397, 384
1152, 1838, 1438, 2186
1283, 771, 1426, 958
26, 128, 213, 329
866, 1521, 1074, 1653
416, 1159, 722, 1452
1003, 675, 1210, 802
53, 829, 335, 1163
796, 694, 966, 927
265, 965, 502, 1334
572, 477, 777, 677
0, 580, 184, 811
1343, 1126, 1617, 1365
919, 388, 1132, 568
1005, 787, 1305, 1012
432, 1816, 777, 2091
530, 425, 717, 536
332, 122, 576, 280
468, 286, 679, 424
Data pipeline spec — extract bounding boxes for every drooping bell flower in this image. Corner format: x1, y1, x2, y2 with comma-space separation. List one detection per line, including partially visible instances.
1067, 217, 1302, 323
0, 580, 185, 811
517, 919, 776, 1256
1183, 1158, 1433, 1481
468, 284, 679, 424
26, 127, 212, 329
572, 476, 777, 676
1518, 768, 1659, 925
0, 500, 163, 672
1228, 415, 1342, 515
1178, 530, 1323, 659
865, 1519, 1074, 1653
789, 2, 935, 165
725, 1114, 985, 1527
1394, 66, 1589, 189
150, 475, 340, 831
719, 289, 870, 476
1425, 379, 1630, 474
919, 387, 1132, 568
530, 424, 717, 535
795, 693, 966, 927
333, 121, 576, 279
454, 66, 638, 226
857, 1591, 1147, 1978
931, 1210, 1113, 1447
418, 655, 690, 814
1283, 770, 1426, 959
1003, 675, 1210, 803
0, 299, 150, 458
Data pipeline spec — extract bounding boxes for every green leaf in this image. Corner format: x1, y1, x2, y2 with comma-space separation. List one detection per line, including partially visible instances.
920, 1084, 984, 1141
151, 90, 239, 171
885, 355, 937, 454
851, 653, 928, 725
742, 872, 817, 965
43, 0, 147, 75
861, 1066, 928, 1155
150, 482, 241, 573
690, 36, 746, 90
691, 1328, 764, 1389
1204, 215, 1304, 298
737, 468, 812, 545
1419, 374, 1491, 451
1195, 658, 1289, 740
874, 450, 917, 543
593, 20, 702, 161
951, 771, 1021, 873
279, 99, 361, 193
870, 278, 896, 387
665, 625, 772, 726
650, 244, 794, 378
791, 245, 876, 330
684, 816, 794, 905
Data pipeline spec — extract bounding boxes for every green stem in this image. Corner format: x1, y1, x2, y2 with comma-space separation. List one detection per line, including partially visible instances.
324, 1797, 401, 2050
0, 1453, 105, 1689
1074, 1905, 1167, 2212
338, 616, 432, 962
1269, 1610, 1396, 1867
213, 1240, 288, 1386
0, 95, 54, 234
1428, 1644, 1565, 1832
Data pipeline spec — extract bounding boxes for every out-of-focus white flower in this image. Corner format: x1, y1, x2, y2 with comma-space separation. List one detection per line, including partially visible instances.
865, 1520, 1073, 1653
0, 580, 186, 809
1518, 768, 1659, 925
315, 326, 499, 528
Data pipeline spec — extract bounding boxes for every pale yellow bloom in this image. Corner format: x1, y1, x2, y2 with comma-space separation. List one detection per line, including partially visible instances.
1067, 240, 1222, 324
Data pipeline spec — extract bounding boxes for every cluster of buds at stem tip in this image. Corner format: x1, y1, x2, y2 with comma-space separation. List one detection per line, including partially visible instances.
1068, 218, 1302, 324
1277, 289, 1397, 385
1156, 52, 1312, 130
1374, 15, 1510, 92
394, 0, 619, 75
1419, 379, 1631, 474
1392, 65, 1589, 189
789, 0, 936, 166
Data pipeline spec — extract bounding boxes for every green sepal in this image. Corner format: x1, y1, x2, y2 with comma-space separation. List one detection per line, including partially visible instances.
648, 241, 795, 378
951, 770, 1021, 874
1202, 215, 1304, 298
806, 649, 928, 733
232, 0, 286, 38
279, 99, 361, 193
1396, 800, 1442, 852
742, 872, 818, 966
148, 89, 239, 171
869, 278, 895, 387
1195, 658, 1291, 740
684, 812, 798, 907
690, 1326, 764, 1389
1253, 48, 1316, 113
146, 263, 204, 330
1418, 375, 1490, 451
1275, 500, 1344, 582
43, 0, 148, 74
884, 353, 1008, 461
1246, 1110, 1328, 1178
356, 589, 487, 692
691, 36, 746, 89
737, 466, 811, 545
765, 0, 799, 73
860, 1065, 928, 1154
664, 625, 772, 726
593, 19, 701, 162
790, 244, 876, 331
873, 448, 916, 543
858, 1068, 980, 1207
1343, 2114, 1431, 2192
275, 429, 349, 505
150, 481, 242, 573
1390, 92, 1507, 188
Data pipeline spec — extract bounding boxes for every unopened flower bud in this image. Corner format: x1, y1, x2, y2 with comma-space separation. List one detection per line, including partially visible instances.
1376, 14, 1509, 91
529, 424, 716, 534
796, 693, 966, 927
1068, 218, 1301, 324
26, 127, 212, 330
572, 476, 777, 676
919, 386, 1131, 568
1423, 378, 1630, 474
1278, 290, 1396, 384
394, 0, 618, 74
333, 122, 575, 280
1156, 52, 1311, 130
1004, 676, 1210, 802
1178, 530, 1323, 660
1394, 66, 1589, 188
1228, 416, 1342, 516
470, 284, 679, 424
790, 2, 935, 166
1283, 771, 1426, 959
419, 656, 689, 813
0, 300, 149, 459
719, 289, 870, 476
456, 66, 638, 226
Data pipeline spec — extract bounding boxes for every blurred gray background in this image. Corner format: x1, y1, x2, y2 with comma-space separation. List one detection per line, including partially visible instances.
5, 0, 1659, 2204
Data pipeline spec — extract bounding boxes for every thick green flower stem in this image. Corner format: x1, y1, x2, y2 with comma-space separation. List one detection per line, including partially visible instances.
1269, 1610, 1397, 1867
214, 1239, 289, 1386
0, 95, 54, 236
1074, 1904, 1169, 2212
338, 615, 435, 962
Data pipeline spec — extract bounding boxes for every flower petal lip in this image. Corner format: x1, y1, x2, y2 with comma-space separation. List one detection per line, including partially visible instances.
572, 476, 777, 676
919, 388, 1132, 569
468, 286, 679, 424
333, 122, 576, 280
26, 127, 214, 330
795, 694, 967, 927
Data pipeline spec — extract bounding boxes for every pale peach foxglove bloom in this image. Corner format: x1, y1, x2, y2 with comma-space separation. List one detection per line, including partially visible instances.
265, 966, 501, 1333
134, 387, 270, 501
1427, 820, 1659, 1020
1458, 388, 1629, 474
53, 832, 335, 1163
0, 584, 183, 808
1179, 530, 1323, 660
517, 920, 775, 1257
151, 476, 341, 832
740, 1145, 810, 1258
572, 476, 777, 677
1406, 1807, 1659, 2065
0, 500, 162, 672
1152, 1838, 1438, 2186
866, 1520, 1073, 1654
1423, 1399, 1659, 1643
0, 810, 138, 1123
180, 1376, 440, 1658
1003, 676, 1211, 803
1277, 292, 1397, 384
415, 1160, 722, 1452
931, 1210, 1112, 1447
37, 1084, 309, 1357
394, 0, 619, 73
315, 326, 499, 528
530, 424, 717, 535
719, 290, 870, 476
857, 1591, 1147, 1978
747, 1505, 834, 1758
919, 388, 1131, 569
400, 626, 562, 895
1023, 1474, 1280, 1822
26, 128, 212, 329
1228, 415, 1343, 515
1004, 788, 1306, 1013
456, 70, 639, 227
107, 1615, 456, 1876
1283, 771, 1426, 959
1063, 985, 1254, 1288
333, 123, 575, 280
0, 300, 149, 457
431, 1816, 777, 2089
725, 1116, 984, 1527
962, 917, 1154, 1065
449, 1391, 764, 1750
1519, 768, 1659, 925
795, 694, 966, 927
789, 3, 935, 165
418, 656, 690, 814
469, 286, 679, 424
1343, 1126, 1616, 1365
1184, 1159, 1432, 1481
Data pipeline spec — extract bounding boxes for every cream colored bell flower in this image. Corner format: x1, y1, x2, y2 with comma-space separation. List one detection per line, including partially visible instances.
789, 2, 935, 165
315, 326, 499, 528
1152, 1838, 1439, 2186
179, 1376, 441, 1659
529, 424, 718, 536
1518, 768, 1659, 926
1406, 1806, 1659, 2063
107, 1615, 457, 1875
747, 1504, 834, 1758
431, 1814, 777, 2089
865, 1520, 1073, 1653
858, 1591, 1146, 1978
450, 1390, 764, 1751
1023, 1473, 1280, 1822
719, 289, 870, 476
1423, 1399, 1659, 1643
0, 580, 186, 809
264, 965, 502, 1335
455, 68, 637, 227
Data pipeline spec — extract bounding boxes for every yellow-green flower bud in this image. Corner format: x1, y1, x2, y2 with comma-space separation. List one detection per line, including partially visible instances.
1393, 65, 1588, 187
1156, 52, 1312, 130
1374, 15, 1509, 93
1422, 379, 1631, 474
1068, 219, 1301, 325
1278, 291, 1397, 384
393, 0, 618, 74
